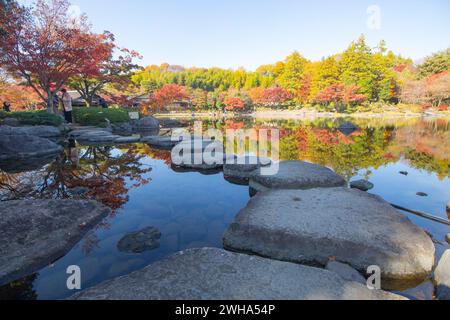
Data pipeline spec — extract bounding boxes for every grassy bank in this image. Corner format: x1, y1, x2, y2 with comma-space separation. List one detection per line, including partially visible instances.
0, 110, 64, 126
73, 107, 131, 127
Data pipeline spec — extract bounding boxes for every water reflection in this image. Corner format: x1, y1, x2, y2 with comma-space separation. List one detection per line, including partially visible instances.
0, 117, 449, 300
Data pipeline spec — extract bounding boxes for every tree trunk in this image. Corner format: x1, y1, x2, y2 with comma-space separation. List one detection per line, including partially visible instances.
47, 91, 55, 114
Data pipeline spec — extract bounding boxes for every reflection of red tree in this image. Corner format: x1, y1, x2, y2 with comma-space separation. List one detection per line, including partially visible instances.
313, 129, 353, 145
224, 120, 245, 130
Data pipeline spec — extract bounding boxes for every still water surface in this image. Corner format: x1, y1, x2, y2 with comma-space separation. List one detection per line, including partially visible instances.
0, 117, 449, 300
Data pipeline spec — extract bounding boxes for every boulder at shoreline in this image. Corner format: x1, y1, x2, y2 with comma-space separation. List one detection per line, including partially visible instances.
0, 200, 110, 286
71, 248, 405, 300
223, 188, 435, 282
249, 160, 346, 192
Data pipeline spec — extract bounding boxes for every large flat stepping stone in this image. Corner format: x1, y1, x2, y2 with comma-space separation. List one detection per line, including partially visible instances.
141, 136, 183, 149
0, 125, 62, 138
71, 248, 404, 300
171, 139, 233, 170
224, 156, 271, 181
0, 200, 110, 286
173, 139, 223, 154
223, 188, 435, 282
249, 160, 346, 192
0, 134, 62, 161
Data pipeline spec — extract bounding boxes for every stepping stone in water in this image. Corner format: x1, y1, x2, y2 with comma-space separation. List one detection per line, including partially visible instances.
223, 156, 271, 185
350, 179, 374, 192
115, 136, 141, 144
223, 188, 435, 282
70, 248, 405, 300
249, 160, 346, 192
433, 250, 450, 300
0, 200, 110, 286
141, 136, 182, 149
416, 192, 428, 197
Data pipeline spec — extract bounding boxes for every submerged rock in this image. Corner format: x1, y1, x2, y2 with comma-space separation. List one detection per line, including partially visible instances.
350, 179, 374, 192
326, 261, 366, 285
70, 248, 405, 300
434, 250, 450, 300
117, 227, 162, 254
0, 200, 110, 286
223, 188, 435, 282
446, 203, 450, 214
399, 171, 409, 176
249, 160, 346, 192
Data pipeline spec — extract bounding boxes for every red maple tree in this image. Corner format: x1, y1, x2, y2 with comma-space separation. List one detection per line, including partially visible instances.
0, 0, 113, 112
151, 84, 188, 112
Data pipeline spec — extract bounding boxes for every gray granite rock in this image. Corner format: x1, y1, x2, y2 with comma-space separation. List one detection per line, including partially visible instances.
0, 132, 62, 161
114, 136, 141, 144
0, 200, 110, 286
326, 261, 366, 284
350, 179, 374, 192
70, 248, 405, 300
2, 118, 20, 127
249, 160, 346, 192
171, 139, 232, 170
434, 250, 450, 300
141, 136, 183, 149
117, 227, 162, 254
223, 156, 271, 182
223, 188, 435, 281
135, 117, 160, 131
0, 125, 62, 138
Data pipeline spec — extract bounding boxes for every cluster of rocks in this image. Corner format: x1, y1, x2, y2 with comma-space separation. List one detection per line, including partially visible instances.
68, 159, 443, 301
0, 125, 63, 164
110, 116, 160, 135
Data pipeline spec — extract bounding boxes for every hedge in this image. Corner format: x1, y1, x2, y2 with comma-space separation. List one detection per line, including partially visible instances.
0, 110, 64, 126
72, 107, 131, 127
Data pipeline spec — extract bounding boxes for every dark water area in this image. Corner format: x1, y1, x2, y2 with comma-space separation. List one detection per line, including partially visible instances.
0, 116, 449, 300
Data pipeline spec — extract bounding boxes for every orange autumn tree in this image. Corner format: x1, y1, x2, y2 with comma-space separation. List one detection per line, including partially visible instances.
0, 81, 41, 110
224, 97, 245, 111
0, 0, 113, 112
151, 84, 188, 112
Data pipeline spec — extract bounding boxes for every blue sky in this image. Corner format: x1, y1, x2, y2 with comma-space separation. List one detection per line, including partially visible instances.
22, 0, 450, 70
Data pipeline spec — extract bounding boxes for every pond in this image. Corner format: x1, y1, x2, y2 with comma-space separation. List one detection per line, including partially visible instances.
0, 116, 449, 300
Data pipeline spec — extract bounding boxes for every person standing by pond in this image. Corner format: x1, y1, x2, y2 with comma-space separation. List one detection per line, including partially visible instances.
2, 102, 11, 112
99, 96, 108, 109
60, 89, 73, 123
